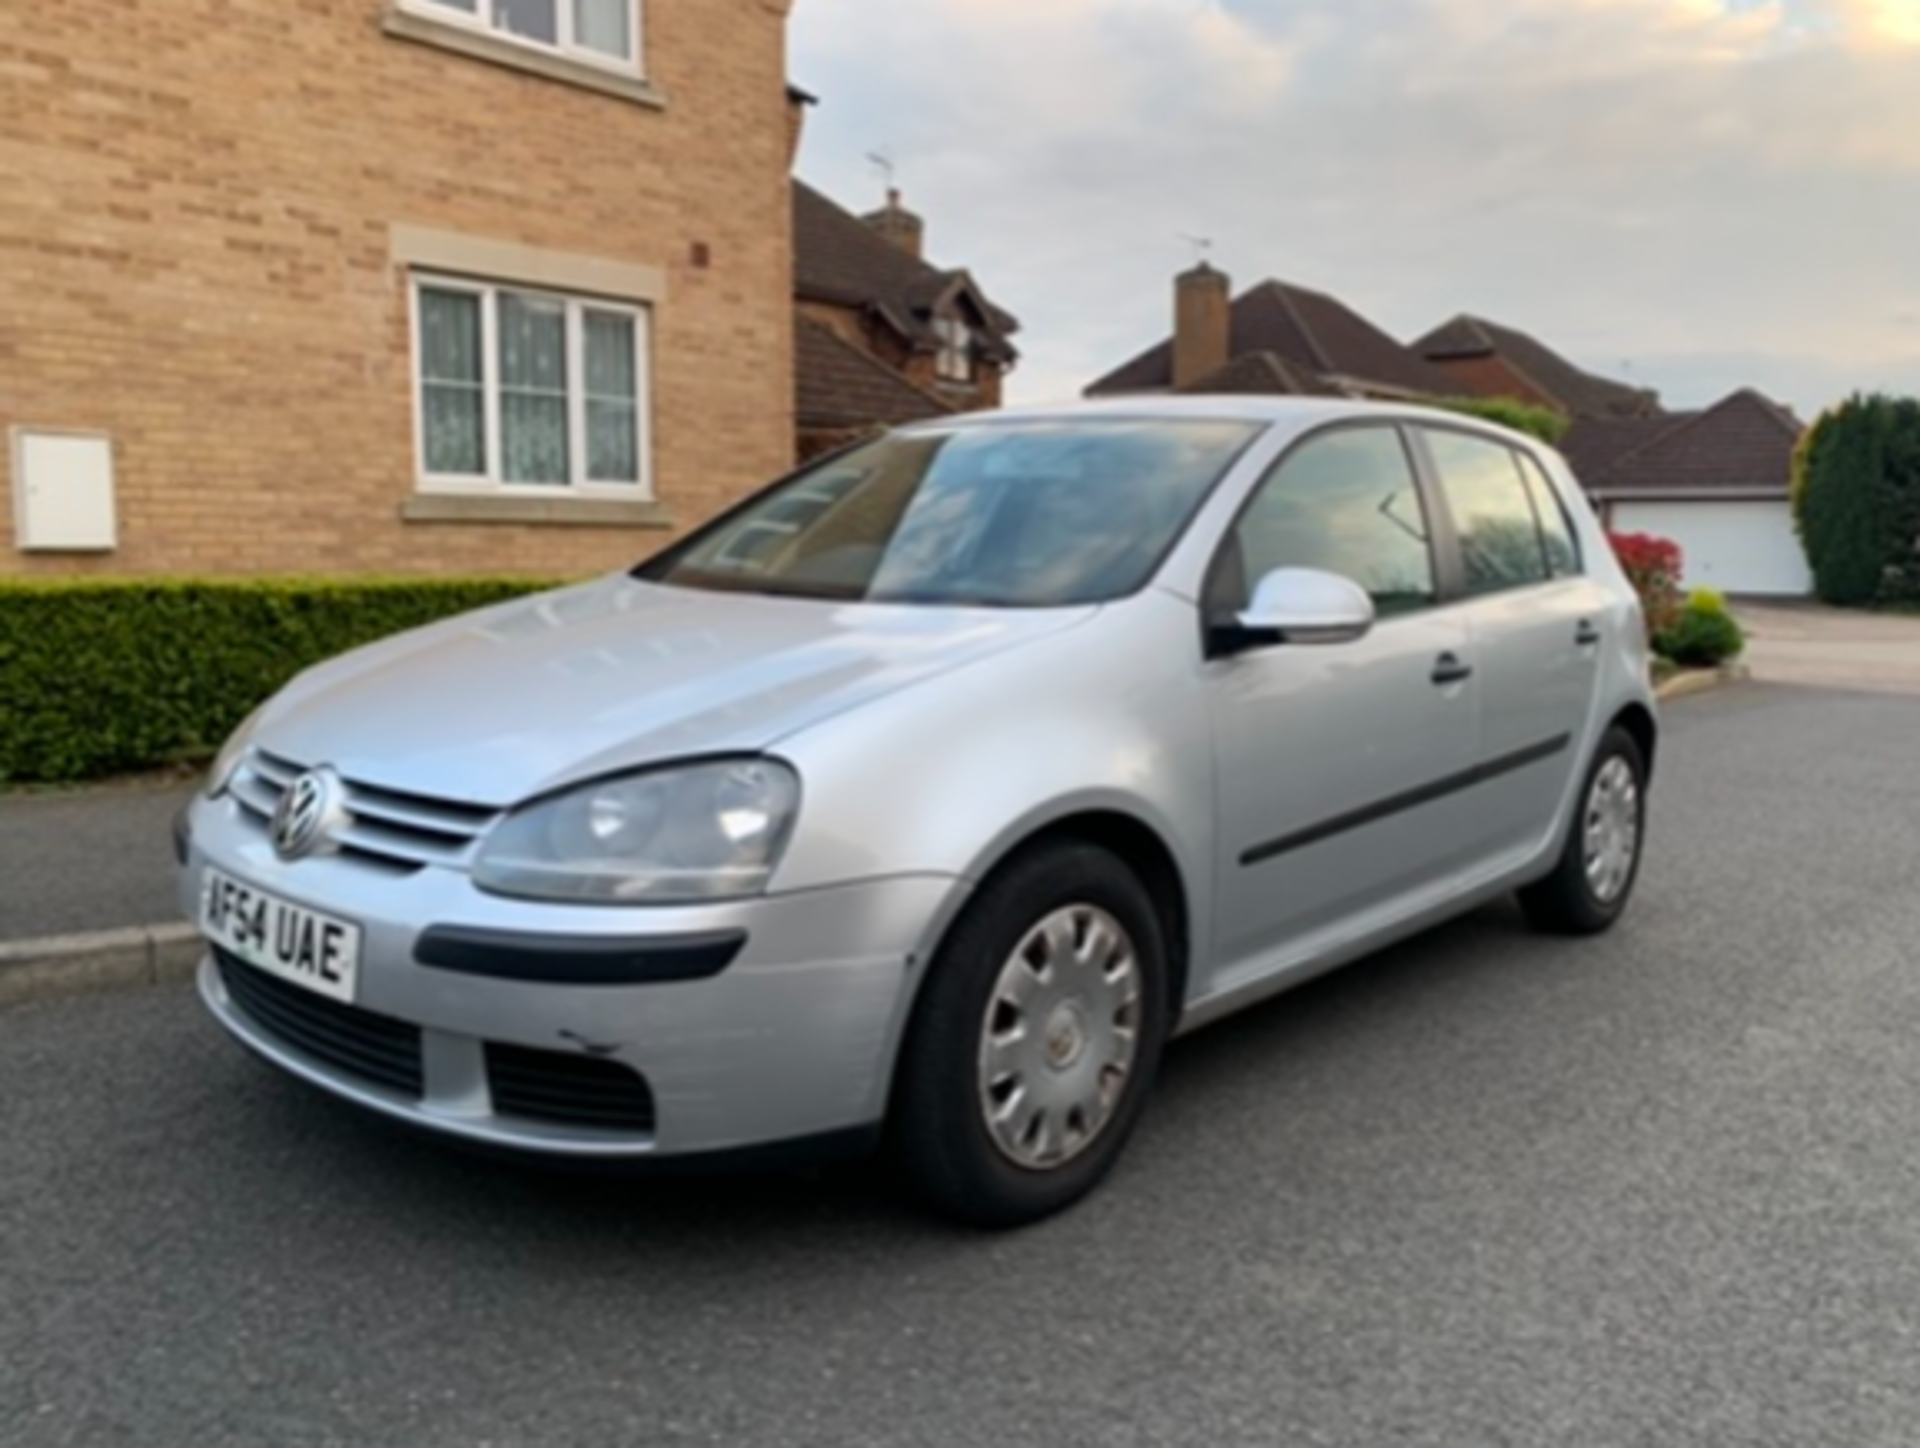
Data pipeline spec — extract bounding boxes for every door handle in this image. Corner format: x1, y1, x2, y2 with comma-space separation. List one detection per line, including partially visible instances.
1431, 652, 1474, 686
1574, 620, 1602, 647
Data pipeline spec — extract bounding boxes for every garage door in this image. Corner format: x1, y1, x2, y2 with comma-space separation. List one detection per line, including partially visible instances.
1608, 498, 1811, 597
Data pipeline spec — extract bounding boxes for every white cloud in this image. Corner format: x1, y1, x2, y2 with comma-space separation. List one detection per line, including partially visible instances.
1830, 0, 1920, 46
792, 0, 1920, 418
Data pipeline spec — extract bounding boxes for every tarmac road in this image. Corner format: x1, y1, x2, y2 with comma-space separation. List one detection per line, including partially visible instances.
8, 683, 1920, 1446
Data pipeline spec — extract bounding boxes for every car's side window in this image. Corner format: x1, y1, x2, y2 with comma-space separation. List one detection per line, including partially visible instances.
1423, 429, 1553, 596
1516, 451, 1583, 578
1219, 426, 1437, 617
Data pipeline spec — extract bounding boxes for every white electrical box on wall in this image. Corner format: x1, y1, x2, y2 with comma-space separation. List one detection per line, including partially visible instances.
11, 428, 117, 552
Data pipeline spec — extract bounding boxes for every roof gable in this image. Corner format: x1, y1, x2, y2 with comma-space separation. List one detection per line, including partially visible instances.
792, 180, 1018, 352
1414, 313, 1656, 419
1087, 279, 1455, 398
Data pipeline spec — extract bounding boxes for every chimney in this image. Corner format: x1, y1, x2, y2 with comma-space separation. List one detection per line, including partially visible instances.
785, 84, 816, 170
1173, 263, 1231, 389
862, 188, 924, 259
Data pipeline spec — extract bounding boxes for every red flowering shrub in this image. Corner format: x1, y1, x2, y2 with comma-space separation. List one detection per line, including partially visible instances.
1608, 532, 1685, 641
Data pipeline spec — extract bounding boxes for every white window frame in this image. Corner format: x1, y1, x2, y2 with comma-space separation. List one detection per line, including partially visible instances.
934, 315, 974, 383
410, 272, 653, 499
400, 0, 644, 75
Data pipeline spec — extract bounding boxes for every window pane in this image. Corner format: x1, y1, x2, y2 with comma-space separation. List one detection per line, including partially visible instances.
498, 293, 568, 485
936, 317, 972, 381
587, 401, 637, 482
584, 310, 638, 483
494, 0, 557, 44
1231, 428, 1436, 615
425, 0, 479, 12
419, 288, 484, 475
1425, 431, 1550, 595
1518, 453, 1582, 577
421, 287, 482, 383
584, 310, 636, 395
574, 0, 631, 57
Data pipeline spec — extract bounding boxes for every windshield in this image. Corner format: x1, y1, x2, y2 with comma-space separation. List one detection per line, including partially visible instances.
636, 418, 1263, 607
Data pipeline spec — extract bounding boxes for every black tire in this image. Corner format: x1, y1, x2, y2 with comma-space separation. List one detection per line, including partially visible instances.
890, 840, 1170, 1229
1518, 725, 1648, 936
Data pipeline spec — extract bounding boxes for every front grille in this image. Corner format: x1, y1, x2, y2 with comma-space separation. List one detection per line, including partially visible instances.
485, 1042, 657, 1133
230, 750, 500, 872
217, 950, 657, 1137
216, 949, 424, 1096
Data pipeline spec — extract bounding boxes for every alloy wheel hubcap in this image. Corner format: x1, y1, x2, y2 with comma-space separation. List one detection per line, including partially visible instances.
977, 904, 1142, 1170
1583, 755, 1641, 904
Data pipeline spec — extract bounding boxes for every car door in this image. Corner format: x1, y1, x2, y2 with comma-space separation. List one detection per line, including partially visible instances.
1203, 423, 1481, 990
1415, 427, 1608, 859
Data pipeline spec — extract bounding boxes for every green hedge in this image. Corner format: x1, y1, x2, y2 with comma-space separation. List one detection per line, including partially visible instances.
1434, 396, 1571, 447
1792, 392, 1920, 607
0, 578, 558, 785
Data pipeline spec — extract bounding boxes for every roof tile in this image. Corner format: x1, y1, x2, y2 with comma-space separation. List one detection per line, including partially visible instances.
1566, 390, 1802, 496
1177, 350, 1346, 398
1413, 313, 1657, 419
795, 314, 955, 430
792, 180, 1017, 354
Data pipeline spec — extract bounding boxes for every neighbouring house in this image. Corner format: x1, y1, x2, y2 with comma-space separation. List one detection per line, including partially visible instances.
1564, 389, 1809, 595
791, 178, 1019, 460
1412, 315, 1662, 419
2, 0, 797, 579
1085, 264, 1457, 401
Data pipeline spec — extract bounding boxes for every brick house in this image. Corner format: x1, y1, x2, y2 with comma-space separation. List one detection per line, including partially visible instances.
792, 179, 1018, 459
1085, 263, 1455, 401
2, 0, 797, 579
1412, 315, 1661, 419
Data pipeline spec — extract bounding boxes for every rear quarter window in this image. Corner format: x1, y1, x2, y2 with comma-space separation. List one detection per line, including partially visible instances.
1516, 451, 1584, 577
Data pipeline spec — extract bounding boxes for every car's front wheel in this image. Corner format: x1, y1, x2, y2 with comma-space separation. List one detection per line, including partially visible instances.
890, 841, 1170, 1228
1518, 725, 1648, 935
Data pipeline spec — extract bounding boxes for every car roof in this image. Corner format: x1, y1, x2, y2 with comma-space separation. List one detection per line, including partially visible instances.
914, 394, 1542, 446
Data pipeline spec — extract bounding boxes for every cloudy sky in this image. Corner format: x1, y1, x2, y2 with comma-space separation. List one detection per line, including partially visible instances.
790, 0, 1920, 420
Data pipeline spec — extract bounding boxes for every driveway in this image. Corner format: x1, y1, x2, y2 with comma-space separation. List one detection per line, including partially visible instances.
1736, 598, 1920, 695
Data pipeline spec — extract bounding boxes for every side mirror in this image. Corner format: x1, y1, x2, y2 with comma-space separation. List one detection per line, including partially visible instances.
1212, 567, 1376, 656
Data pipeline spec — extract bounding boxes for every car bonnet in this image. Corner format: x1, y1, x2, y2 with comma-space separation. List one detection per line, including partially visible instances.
250, 575, 1096, 807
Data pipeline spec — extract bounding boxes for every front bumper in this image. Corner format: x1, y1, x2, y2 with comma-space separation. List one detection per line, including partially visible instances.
183, 793, 968, 1159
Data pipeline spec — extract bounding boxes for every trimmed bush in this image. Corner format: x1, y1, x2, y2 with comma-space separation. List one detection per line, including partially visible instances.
1655, 588, 1745, 668
1792, 392, 1920, 606
0, 578, 558, 785
1435, 396, 1570, 447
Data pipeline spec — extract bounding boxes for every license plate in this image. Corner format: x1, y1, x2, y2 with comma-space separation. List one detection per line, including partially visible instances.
200, 868, 362, 1004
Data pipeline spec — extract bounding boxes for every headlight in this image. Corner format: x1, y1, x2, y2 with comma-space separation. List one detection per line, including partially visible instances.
204, 704, 267, 799
472, 759, 801, 905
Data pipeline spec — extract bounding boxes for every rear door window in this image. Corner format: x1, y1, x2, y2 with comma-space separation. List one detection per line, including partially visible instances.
1422, 429, 1552, 596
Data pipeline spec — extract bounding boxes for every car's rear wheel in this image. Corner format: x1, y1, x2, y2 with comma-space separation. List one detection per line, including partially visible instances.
890, 840, 1169, 1228
1518, 725, 1647, 935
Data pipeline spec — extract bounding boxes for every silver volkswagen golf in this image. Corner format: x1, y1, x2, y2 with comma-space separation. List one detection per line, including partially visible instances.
180, 397, 1655, 1226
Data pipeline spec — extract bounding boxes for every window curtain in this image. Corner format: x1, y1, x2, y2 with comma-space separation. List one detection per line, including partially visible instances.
574, 0, 630, 57
419, 289, 484, 476
499, 293, 569, 485
584, 311, 638, 483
